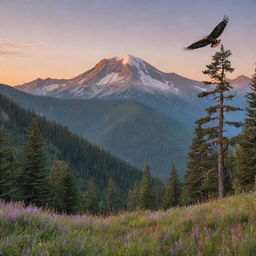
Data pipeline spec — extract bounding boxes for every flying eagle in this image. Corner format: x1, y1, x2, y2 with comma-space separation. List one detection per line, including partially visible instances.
184, 16, 229, 51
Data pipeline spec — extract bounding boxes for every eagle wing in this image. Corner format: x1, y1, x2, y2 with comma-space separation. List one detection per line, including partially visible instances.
184, 38, 211, 51
209, 16, 229, 39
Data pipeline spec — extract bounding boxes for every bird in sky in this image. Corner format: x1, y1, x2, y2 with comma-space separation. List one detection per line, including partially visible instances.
184, 16, 229, 51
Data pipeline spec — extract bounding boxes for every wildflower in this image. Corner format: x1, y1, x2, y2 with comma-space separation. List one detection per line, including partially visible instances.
170, 248, 175, 256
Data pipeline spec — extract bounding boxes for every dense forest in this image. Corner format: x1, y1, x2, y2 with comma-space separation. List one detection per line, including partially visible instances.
0, 93, 145, 213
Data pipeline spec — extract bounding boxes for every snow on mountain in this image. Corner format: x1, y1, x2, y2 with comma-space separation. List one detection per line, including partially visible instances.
16, 55, 206, 99
97, 73, 123, 85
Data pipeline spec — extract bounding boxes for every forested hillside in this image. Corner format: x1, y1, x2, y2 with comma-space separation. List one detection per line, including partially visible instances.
0, 93, 143, 204
0, 83, 192, 178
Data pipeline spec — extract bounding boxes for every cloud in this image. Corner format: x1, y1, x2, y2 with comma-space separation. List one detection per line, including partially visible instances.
0, 38, 41, 57
0, 51, 20, 57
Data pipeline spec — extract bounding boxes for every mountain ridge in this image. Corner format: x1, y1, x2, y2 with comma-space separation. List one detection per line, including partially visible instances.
15, 55, 251, 99
0, 83, 191, 179
15, 55, 207, 99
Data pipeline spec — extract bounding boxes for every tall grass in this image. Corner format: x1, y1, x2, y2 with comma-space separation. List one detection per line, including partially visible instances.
0, 193, 255, 255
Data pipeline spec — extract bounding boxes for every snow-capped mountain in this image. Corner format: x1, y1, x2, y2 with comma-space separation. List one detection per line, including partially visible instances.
16, 55, 206, 99
16, 55, 249, 125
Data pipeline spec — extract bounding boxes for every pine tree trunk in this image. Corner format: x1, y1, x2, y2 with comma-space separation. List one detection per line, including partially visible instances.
218, 90, 224, 199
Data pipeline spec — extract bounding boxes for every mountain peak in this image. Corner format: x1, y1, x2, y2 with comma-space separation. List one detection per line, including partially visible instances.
120, 55, 143, 66
233, 75, 250, 81
105, 55, 145, 67
229, 75, 251, 91
105, 56, 119, 61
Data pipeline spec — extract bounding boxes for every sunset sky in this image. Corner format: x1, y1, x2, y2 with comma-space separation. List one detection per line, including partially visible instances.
1, 0, 255, 85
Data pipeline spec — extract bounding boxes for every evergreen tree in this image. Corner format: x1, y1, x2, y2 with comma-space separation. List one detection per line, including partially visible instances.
64, 172, 78, 214
161, 165, 180, 210
152, 182, 165, 210
181, 124, 218, 205
49, 158, 78, 214
197, 45, 241, 198
106, 178, 120, 212
127, 181, 140, 211
235, 69, 256, 192
81, 177, 98, 214
0, 130, 15, 201
18, 119, 51, 207
138, 165, 153, 209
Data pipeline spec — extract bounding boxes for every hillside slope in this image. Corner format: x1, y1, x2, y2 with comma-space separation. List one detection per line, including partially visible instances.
0, 193, 255, 255
0, 92, 143, 199
0, 84, 192, 178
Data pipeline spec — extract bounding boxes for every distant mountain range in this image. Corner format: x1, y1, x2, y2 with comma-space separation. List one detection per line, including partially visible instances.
1, 55, 251, 179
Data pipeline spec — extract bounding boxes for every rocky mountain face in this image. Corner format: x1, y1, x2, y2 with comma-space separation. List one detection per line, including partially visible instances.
16, 55, 206, 99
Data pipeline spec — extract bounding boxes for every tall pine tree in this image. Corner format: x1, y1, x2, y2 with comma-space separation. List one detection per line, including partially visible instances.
161, 165, 180, 210
197, 45, 241, 198
81, 177, 98, 214
64, 172, 78, 214
182, 124, 217, 205
18, 119, 51, 207
106, 178, 120, 212
49, 158, 78, 214
138, 165, 153, 209
235, 69, 256, 192
127, 181, 140, 211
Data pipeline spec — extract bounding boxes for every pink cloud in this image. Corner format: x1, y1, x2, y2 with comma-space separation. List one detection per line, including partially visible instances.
0, 38, 41, 57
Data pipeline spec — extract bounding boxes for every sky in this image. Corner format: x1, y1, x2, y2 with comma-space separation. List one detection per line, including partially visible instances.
0, 0, 255, 85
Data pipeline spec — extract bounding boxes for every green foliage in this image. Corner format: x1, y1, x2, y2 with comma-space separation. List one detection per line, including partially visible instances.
106, 178, 120, 212
0, 83, 193, 179
49, 158, 78, 214
235, 70, 256, 193
138, 165, 154, 209
17, 119, 51, 207
182, 125, 218, 205
161, 165, 181, 209
127, 181, 140, 211
64, 173, 78, 215
81, 177, 99, 214
0, 93, 143, 207
0, 129, 15, 201
127, 166, 163, 210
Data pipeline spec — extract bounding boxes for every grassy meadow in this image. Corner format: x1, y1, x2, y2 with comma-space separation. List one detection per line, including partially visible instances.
0, 193, 255, 256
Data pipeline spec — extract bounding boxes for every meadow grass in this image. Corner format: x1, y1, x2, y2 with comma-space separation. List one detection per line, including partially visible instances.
0, 193, 255, 256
